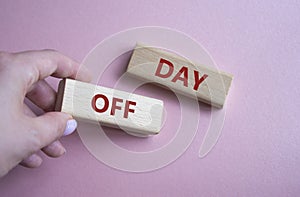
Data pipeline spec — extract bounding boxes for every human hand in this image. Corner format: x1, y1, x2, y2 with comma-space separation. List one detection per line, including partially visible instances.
0, 50, 91, 177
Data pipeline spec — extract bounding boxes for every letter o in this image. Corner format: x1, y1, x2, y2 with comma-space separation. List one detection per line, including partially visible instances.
91, 94, 109, 113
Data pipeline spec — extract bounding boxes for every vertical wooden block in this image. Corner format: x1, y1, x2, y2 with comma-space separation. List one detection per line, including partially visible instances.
126, 44, 233, 108
55, 79, 164, 136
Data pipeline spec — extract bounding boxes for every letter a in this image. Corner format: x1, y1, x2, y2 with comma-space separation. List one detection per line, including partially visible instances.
171, 66, 188, 87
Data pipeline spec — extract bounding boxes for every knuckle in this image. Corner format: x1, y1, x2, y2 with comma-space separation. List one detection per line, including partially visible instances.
49, 113, 66, 133
28, 64, 39, 79
26, 128, 43, 151
43, 113, 67, 138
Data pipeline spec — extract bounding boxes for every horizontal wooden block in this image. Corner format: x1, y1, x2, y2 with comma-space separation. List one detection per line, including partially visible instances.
126, 44, 233, 108
55, 79, 164, 136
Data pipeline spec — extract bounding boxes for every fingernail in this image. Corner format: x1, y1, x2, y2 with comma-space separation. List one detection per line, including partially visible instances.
63, 119, 77, 136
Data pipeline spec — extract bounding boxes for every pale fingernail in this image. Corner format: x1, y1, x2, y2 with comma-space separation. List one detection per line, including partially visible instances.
63, 119, 77, 136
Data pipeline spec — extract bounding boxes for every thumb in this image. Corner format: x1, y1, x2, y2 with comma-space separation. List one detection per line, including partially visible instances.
32, 112, 77, 149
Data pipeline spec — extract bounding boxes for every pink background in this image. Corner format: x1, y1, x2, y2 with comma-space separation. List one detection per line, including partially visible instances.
0, 0, 299, 196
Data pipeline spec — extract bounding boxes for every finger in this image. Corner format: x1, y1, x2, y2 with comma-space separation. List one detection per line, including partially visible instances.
8, 49, 92, 95
31, 112, 77, 149
23, 105, 66, 158
42, 140, 66, 158
20, 153, 43, 168
26, 79, 56, 112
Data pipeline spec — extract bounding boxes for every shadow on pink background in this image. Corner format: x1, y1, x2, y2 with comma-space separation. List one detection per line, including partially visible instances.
0, 0, 299, 196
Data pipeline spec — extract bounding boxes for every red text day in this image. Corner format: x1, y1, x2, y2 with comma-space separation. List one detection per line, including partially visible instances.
155, 58, 208, 91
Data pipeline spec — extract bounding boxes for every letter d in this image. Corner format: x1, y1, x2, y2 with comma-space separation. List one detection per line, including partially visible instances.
155, 58, 174, 78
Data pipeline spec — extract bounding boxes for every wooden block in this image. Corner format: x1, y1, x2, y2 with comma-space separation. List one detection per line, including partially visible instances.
55, 79, 164, 136
126, 44, 233, 108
